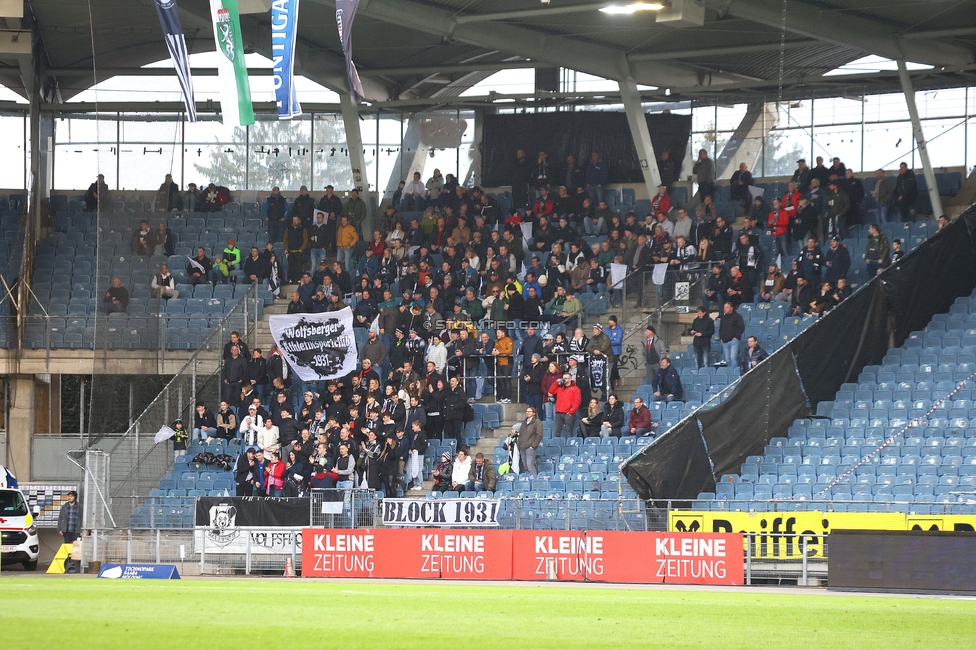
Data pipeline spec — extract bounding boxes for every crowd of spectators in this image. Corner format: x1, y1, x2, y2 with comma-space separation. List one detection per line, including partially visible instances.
153, 149, 935, 495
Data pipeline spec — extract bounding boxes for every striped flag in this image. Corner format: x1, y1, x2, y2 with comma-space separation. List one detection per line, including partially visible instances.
154, 0, 197, 121
210, 0, 254, 126
336, 0, 365, 104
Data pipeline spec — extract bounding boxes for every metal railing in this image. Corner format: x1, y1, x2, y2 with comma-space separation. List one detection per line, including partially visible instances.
74, 284, 261, 528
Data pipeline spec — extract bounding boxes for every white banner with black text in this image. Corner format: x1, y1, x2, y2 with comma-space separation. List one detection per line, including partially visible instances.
268, 308, 359, 381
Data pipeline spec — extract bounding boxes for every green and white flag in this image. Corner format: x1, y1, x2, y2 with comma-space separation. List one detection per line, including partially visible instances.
210, 0, 254, 126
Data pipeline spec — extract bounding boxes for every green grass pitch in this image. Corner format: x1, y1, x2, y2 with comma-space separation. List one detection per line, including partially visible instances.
2, 578, 975, 648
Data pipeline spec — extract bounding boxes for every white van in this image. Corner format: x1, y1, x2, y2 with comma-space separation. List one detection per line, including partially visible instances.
0, 487, 40, 570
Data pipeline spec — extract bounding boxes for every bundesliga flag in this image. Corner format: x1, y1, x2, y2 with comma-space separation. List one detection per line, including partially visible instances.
154, 0, 197, 122
271, 0, 302, 119
335, 0, 365, 104
210, 0, 255, 126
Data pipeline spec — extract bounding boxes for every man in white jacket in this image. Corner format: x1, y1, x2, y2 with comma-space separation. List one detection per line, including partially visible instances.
239, 405, 263, 447
257, 417, 279, 456
426, 336, 448, 374
451, 448, 473, 492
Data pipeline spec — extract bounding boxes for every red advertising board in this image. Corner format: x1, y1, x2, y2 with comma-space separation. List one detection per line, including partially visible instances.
303, 528, 512, 580
302, 529, 742, 585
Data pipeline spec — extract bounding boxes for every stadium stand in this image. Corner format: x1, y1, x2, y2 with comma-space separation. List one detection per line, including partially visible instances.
692, 286, 976, 514
23, 199, 272, 350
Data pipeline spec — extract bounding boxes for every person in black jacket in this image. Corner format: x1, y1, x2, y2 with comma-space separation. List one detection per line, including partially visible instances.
292, 185, 315, 226
242, 247, 270, 284
717, 302, 744, 368
894, 162, 918, 222
703, 264, 729, 314
511, 149, 531, 209
223, 331, 249, 362
844, 169, 865, 226
193, 401, 218, 441
790, 275, 816, 316
651, 358, 684, 402
223, 344, 247, 406
690, 306, 715, 369
442, 376, 469, 444
601, 394, 625, 438
187, 247, 213, 286
235, 448, 257, 496
522, 353, 547, 417
739, 335, 769, 375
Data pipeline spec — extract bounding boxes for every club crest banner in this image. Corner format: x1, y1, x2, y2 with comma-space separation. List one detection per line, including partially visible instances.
271, 0, 302, 119
269, 307, 359, 381
210, 0, 254, 126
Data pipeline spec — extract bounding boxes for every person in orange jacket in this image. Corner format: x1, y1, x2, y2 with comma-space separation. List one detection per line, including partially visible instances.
547, 372, 582, 438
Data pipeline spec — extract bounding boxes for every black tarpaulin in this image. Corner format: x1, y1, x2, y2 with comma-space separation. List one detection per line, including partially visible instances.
481, 112, 692, 187
621, 414, 714, 501
697, 350, 810, 483
623, 207, 976, 501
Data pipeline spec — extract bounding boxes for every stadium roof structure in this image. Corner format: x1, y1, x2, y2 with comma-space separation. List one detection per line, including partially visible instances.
2, 0, 976, 111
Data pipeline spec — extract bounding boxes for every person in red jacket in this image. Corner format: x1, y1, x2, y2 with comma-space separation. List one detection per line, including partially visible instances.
548, 372, 582, 438
628, 397, 653, 437
650, 184, 671, 217
767, 197, 791, 263
533, 187, 555, 220
782, 181, 801, 220
265, 451, 286, 497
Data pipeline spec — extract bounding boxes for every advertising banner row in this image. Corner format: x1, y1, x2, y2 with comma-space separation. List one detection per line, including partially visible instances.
669, 510, 976, 559
302, 529, 743, 584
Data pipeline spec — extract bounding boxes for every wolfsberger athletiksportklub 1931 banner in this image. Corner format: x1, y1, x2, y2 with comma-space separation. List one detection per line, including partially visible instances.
210, 0, 254, 126
268, 308, 359, 381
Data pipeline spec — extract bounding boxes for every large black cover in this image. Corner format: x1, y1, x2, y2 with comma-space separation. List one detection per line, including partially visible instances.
194, 496, 310, 527
624, 209, 976, 500
482, 112, 691, 187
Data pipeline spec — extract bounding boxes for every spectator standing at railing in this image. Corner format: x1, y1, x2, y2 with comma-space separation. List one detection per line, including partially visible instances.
872, 169, 894, 224
606, 316, 624, 387
643, 326, 667, 383
263, 186, 289, 243
729, 163, 753, 213
171, 418, 188, 461
689, 306, 715, 369
519, 407, 543, 475
235, 448, 256, 496
585, 151, 609, 204
523, 353, 546, 416
239, 405, 263, 447
286, 185, 313, 226
442, 376, 468, 443
223, 344, 247, 406
716, 301, 745, 368
548, 372, 582, 438
493, 329, 514, 403
283, 216, 309, 283
343, 188, 368, 237
739, 335, 769, 375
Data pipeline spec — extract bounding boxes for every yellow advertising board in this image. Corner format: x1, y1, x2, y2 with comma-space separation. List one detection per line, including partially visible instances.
669, 510, 976, 559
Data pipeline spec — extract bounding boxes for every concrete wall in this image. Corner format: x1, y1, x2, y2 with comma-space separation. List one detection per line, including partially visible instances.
30, 435, 84, 482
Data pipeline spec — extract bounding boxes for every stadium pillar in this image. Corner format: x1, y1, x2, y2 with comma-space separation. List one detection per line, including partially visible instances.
715, 103, 778, 180
384, 116, 424, 203
6, 375, 34, 481
340, 92, 373, 232
618, 79, 661, 199
897, 59, 944, 218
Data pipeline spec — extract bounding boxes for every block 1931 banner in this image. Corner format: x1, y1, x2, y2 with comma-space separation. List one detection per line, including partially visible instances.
301, 529, 743, 584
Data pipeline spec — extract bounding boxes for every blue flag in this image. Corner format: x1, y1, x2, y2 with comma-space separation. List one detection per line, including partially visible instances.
154, 0, 197, 122
272, 0, 302, 119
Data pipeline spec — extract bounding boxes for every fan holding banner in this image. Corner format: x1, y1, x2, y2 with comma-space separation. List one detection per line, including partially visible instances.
269, 308, 359, 381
